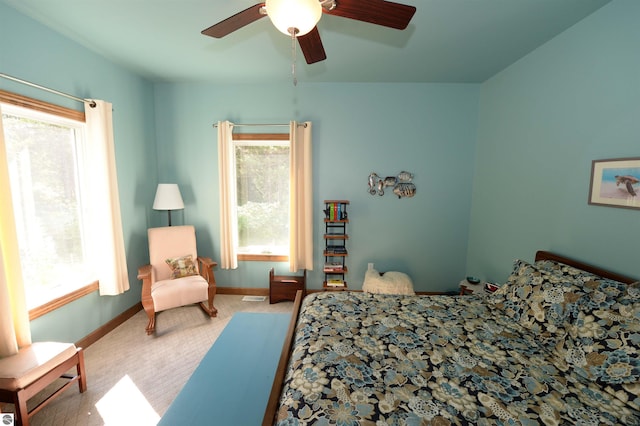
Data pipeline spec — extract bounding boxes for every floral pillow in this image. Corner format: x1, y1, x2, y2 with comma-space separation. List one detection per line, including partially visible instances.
534, 261, 640, 401
535, 259, 599, 282
494, 259, 640, 408
489, 259, 585, 346
536, 258, 634, 310
165, 254, 198, 279
559, 281, 640, 409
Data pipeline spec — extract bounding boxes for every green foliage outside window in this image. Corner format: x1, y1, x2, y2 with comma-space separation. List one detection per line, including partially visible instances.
2, 110, 88, 308
235, 143, 289, 254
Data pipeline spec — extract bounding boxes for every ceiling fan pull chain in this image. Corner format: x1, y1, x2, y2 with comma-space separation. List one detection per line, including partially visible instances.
291, 30, 298, 86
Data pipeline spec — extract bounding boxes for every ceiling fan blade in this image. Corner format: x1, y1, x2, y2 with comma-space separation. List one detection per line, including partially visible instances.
324, 0, 416, 30
297, 27, 327, 64
201, 3, 266, 38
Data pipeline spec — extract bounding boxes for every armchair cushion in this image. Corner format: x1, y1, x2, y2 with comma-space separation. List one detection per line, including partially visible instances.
152, 274, 209, 312
166, 254, 198, 279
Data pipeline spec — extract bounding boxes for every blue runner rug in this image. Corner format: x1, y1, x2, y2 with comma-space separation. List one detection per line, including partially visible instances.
159, 312, 291, 425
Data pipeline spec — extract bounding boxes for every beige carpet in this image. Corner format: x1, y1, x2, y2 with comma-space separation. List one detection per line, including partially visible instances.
5, 295, 294, 426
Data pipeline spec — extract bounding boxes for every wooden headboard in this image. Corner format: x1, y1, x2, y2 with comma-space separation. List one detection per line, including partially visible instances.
535, 250, 637, 284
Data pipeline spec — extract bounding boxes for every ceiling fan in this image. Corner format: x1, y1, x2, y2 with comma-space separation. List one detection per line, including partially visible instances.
201, 0, 417, 64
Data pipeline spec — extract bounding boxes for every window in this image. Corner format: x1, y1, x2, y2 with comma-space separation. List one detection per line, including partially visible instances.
234, 133, 290, 260
218, 121, 312, 270
1, 95, 98, 316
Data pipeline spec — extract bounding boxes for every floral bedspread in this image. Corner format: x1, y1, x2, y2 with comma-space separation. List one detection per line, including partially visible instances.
275, 291, 639, 425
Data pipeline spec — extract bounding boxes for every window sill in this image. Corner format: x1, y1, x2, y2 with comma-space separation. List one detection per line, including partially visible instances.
238, 254, 289, 262
29, 281, 100, 320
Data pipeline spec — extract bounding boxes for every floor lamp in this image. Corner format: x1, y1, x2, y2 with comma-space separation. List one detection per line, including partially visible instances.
153, 184, 184, 226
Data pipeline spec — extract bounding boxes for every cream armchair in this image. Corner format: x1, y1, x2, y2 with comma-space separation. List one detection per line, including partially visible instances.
137, 225, 217, 334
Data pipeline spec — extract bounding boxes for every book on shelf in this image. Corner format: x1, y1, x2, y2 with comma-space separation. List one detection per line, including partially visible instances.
330, 246, 347, 254
325, 250, 347, 256
326, 279, 345, 287
324, 262, 345, 272
325, 201, 348, 221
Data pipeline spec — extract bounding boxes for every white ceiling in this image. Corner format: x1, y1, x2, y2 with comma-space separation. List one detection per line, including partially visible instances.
2, 0, 611, 84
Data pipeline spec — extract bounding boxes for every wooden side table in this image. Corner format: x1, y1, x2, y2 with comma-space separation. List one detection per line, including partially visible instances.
269, 268, 306, 304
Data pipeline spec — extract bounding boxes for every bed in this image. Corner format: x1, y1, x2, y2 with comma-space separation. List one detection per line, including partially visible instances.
263, 251, 639, 425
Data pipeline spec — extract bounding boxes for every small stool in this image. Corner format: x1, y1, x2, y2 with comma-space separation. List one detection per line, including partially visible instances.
0, 342, 87, 426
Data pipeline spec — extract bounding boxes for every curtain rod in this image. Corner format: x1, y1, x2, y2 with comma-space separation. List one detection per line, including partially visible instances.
0, 73, 96, 108
212, 122, 307, 128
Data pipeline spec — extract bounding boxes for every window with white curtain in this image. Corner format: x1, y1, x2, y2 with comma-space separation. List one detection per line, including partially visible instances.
1, 101, 97, 312
234, 133, 290, 259
218, 121, 312, 271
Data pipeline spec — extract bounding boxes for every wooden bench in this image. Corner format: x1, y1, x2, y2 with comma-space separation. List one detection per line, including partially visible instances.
0, 342, 87, 426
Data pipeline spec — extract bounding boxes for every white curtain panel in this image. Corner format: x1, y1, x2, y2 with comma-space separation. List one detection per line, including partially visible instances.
289, 121, 314, 272
0, 105, 32, 356
217, 120, 239, 269
84, 100, 130, 295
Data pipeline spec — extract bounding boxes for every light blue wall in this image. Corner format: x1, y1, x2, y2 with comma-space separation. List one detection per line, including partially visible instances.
467, 0, 640, 282
154, 82, 480, 292
1, 3, 157, 343
4, 0, 638, 344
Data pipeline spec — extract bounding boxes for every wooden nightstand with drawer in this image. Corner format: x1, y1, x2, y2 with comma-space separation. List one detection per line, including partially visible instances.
269, 268, 306, 304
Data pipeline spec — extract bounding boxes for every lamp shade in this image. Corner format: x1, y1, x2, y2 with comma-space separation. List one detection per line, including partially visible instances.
153, 184, 184, 210
265, 0, 322, 36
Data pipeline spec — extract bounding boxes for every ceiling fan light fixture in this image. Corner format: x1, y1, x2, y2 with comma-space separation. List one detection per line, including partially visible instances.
265, 0, 322, 37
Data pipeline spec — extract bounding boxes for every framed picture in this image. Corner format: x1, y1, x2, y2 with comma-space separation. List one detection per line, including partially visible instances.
589, 157, 640, 210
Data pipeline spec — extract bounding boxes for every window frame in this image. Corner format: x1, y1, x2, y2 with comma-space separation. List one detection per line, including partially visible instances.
0, 89, 99, 320
233, 132, 290, 262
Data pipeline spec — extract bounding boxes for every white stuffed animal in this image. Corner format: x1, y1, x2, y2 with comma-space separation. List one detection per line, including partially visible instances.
363, 269, 415, 295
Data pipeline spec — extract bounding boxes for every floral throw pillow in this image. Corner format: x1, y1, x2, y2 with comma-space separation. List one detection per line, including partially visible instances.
535, 259, 599, 282
560, 281, 640, 409
165, 254, 198, 279
536, 258, 635, 315
488, 259, 585, 346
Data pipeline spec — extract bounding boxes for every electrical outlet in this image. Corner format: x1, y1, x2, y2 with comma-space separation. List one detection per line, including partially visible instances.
368, 263, 374, 271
